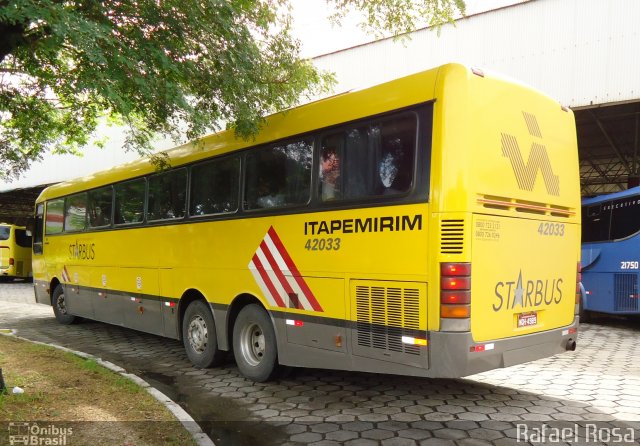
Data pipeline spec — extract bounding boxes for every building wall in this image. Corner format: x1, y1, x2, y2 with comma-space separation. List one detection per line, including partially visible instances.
313, 0, 640, 108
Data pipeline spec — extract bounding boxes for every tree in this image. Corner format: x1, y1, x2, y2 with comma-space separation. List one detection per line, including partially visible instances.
0, 0, 465, 179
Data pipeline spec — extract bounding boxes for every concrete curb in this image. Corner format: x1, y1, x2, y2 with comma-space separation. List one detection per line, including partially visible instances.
0, 329, 215, 446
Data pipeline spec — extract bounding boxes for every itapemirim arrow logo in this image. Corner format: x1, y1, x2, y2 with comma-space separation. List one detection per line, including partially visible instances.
501, 111, 560, 196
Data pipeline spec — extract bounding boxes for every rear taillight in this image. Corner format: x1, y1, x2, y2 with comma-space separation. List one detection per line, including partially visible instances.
441, 291, 471, 305
440, 263, 471, 328
441, 277, 471, 290
441, 305, 471, 318
441, 263, 472, 276
9, 258, 14, 266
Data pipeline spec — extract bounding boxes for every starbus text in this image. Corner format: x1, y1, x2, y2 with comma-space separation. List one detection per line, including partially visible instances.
68, 241, 95, 260
493, 272, 563, 311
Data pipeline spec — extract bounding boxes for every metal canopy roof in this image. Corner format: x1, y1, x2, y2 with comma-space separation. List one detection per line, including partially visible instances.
577, 101, 640, 197
0, 185, 49, 225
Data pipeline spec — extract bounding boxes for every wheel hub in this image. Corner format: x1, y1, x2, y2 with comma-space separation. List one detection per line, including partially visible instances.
240, 322, 265, 366
56, 293, 67, 314
188, 315, 208, 354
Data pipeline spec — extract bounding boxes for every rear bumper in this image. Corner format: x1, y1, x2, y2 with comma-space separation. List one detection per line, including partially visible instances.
427, 316, 579, 377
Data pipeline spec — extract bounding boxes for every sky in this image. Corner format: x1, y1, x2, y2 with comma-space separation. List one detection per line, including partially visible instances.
0, 0, 522, 192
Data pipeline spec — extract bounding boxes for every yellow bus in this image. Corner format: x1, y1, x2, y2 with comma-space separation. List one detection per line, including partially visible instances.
32, 64, 581, 382
0, 223, 32, 281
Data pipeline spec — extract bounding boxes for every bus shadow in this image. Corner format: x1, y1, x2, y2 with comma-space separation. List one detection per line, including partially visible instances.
5, 311, 639, 446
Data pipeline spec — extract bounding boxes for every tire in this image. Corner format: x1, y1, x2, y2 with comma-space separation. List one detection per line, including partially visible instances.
578, 290, 591, 323
580, 310, 591, 323
233, 304, 279, 382
182, 300, 225, 368
578, 283, 590, 323
579, 301, 591, 323
52, 285, 76, 325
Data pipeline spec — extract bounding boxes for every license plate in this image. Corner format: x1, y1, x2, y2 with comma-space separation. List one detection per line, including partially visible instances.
517, 311, 537, 328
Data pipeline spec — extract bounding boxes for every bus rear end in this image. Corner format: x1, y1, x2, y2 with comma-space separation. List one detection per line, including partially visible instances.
429, 65, 580, 377
0, 224, 12, 278
0, 224, 32, 281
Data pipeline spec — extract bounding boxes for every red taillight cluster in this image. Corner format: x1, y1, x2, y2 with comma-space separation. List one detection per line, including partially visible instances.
441, 263, 471, 319
8, 257, 14, 266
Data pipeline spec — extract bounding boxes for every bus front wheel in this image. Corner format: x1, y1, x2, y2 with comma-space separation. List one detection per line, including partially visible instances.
52, 285, 76, 325
233, 304, 279, 382
182, 300, 225, 368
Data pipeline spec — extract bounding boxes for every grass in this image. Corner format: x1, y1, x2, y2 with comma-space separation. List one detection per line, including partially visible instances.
0, 335, 197, 445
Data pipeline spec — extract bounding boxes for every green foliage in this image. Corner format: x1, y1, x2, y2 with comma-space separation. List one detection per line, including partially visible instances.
329, 0, 466, 37
0, 0, 464, 179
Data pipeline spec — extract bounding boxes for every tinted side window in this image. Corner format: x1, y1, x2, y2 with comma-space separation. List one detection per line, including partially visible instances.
15, 229, 32, 248
0, 225, 9, 241
582, 197, 640, 243
65, 193, 87, 232
114, 179, 146, 225
88, 186, 113, 228
148, 169, 187, 221
582, 204, 611, 243
320, 113, 416, 202
46, 199, 65, 235
610, 197, 640, 240
244, 140, 312, 210
191, 157, 239, 216
34, 204, 44, 254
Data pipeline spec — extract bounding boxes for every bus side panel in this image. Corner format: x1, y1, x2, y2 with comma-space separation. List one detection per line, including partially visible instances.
581, 240, 640, 314
62, 262, 93, 318
0, 246, 9, 271
284, 277, 346, 353
90, 267, 125, 326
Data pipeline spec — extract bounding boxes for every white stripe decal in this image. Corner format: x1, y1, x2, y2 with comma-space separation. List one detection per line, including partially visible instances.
259, 235, 313, 310
264, 234, 290, 274
262, 236, 313, 310
255, 247, 291, 307
249, 227, 323, 312
248, 262, 278, 307
61, 266, 70, 283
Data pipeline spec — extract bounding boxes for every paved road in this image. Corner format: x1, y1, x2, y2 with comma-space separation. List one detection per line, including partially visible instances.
1, 281, 639, 446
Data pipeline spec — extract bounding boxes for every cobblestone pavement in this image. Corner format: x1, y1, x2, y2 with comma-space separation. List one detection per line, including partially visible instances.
1, 282, 639, 446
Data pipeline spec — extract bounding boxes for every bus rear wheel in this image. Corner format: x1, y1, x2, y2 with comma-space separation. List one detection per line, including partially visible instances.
578, 297, 591, 323
233, 304, 279, 382
182, 300, 225, 368
52, 285, 76, 325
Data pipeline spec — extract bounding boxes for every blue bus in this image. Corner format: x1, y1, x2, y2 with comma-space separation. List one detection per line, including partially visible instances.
581, 186, 640, 320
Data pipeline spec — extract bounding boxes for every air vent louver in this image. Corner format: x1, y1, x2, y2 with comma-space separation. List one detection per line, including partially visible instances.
355, 285, 422, 355
441, 220, 465, 254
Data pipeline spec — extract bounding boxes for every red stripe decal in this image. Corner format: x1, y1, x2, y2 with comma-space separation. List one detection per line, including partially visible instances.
252, 254, 286, 308
267, 227, 323, 312
259, 241, 301, 309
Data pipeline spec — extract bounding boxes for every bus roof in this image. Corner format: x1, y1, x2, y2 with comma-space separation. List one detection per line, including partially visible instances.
582, 186, 640, 206
36, 62, 558, 203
